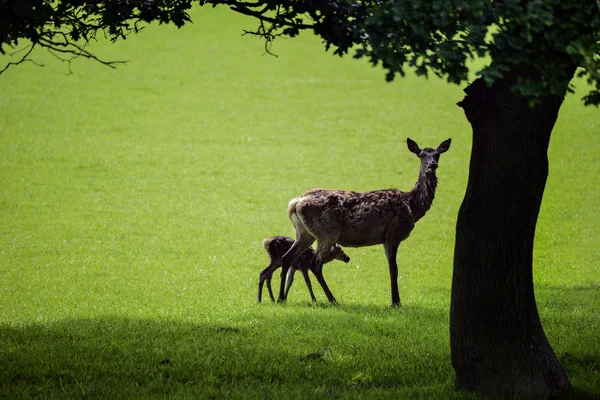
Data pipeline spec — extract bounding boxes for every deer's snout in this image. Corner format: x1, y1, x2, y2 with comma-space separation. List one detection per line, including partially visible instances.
427, 160, 438, 169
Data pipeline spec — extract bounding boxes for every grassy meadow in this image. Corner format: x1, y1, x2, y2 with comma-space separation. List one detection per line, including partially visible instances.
1, 6, 599, 399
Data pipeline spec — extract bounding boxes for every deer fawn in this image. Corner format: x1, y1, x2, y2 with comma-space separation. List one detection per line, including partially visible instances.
280, 138, 451, 306
258, 236, 350, 303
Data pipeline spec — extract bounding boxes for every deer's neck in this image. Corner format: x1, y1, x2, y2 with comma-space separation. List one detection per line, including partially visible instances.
409, 170, 438, 222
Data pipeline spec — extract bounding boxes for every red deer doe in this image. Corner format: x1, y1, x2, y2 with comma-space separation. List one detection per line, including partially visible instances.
280, 138, 451, 307
257, 236, 350, 303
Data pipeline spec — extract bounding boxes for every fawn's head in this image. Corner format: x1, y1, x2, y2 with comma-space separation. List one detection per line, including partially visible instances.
407, 138, 451, 174
331, 244, 350, 263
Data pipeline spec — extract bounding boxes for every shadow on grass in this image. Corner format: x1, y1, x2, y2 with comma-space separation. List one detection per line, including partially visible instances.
1, 293, 597, 399
536, 284, 600, 399
0, 304, 459, 398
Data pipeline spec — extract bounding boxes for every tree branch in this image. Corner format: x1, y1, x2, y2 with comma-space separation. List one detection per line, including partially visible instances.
242, 19, 279, 57
0, 44, 44, 74
229, 4, 314, 30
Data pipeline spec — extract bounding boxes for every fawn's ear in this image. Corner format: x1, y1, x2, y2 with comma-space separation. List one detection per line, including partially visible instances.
437, 138, 451, 153
407, 138, 421, 155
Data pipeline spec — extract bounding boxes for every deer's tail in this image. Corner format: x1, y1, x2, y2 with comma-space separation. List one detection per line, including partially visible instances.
287, 197, 300, 221
288, 196, 311, 238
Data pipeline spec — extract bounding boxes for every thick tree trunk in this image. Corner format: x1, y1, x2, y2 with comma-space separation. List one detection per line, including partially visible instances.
451, 75, 572, 397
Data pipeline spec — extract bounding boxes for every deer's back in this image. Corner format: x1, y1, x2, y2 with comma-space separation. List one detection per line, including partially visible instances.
293, 188, 415, 247
296, 188, 410, 210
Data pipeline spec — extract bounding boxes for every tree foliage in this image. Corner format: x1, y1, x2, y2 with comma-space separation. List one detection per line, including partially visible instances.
1, 1, 599, 106
359, 1, 600, 104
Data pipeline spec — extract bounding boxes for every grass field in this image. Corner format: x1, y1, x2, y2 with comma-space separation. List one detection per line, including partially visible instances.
1, 6, 599, 399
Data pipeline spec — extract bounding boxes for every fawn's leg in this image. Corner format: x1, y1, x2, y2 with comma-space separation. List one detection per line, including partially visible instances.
280, 236, 314, 302
258, 261, 279, 303
300, 269, 317, 302
266, 274, 276, 302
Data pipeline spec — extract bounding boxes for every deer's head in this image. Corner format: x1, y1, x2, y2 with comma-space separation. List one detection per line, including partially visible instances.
407, 138, 451, 174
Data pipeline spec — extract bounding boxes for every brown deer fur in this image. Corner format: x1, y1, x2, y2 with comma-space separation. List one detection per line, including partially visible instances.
280, 138, 451, 306
257, 236, 350, 303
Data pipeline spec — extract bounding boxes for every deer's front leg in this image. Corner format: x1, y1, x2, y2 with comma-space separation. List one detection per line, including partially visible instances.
383, 241, 401, 307
312, 268, 337, 304
310, 257, 338, 304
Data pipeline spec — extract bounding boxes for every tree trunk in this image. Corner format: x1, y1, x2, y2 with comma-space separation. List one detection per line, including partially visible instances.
451, 75, 572, 397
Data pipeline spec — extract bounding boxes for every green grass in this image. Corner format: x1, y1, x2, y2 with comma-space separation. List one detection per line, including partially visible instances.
1, 6, 599, 399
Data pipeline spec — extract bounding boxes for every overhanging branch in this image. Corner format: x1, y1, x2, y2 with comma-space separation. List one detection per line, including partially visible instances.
40, 36, 127, 74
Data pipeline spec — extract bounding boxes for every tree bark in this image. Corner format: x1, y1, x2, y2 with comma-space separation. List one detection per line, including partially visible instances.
451, 74, 573, 397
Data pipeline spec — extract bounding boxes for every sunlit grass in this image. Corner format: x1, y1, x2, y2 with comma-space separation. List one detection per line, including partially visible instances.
0, 6, 598, 399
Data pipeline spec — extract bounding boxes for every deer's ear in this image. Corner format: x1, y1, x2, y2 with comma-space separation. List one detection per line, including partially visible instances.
437, 138, 451, 153
407, 138, 421, 155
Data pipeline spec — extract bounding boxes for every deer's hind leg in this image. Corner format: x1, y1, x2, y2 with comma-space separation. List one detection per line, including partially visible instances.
283, 267, 295, 301
280, 219, 315, 302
